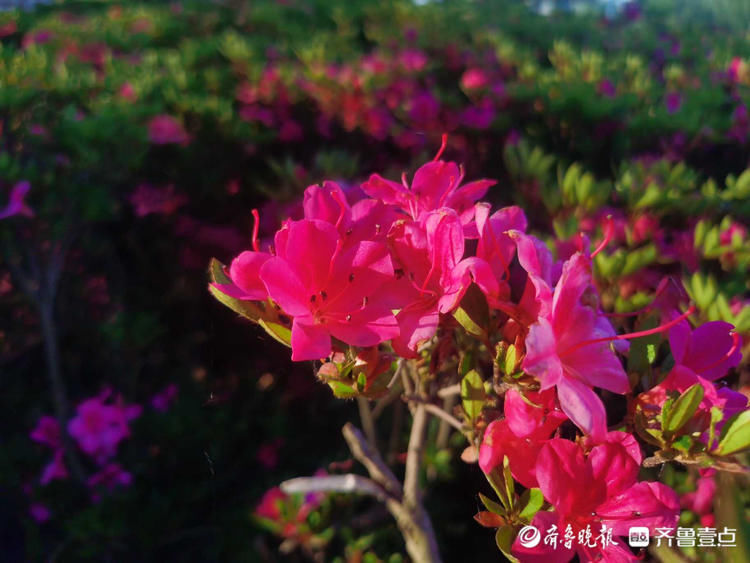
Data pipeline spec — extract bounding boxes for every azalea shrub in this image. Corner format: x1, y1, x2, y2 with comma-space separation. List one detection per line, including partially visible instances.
211, 144, 750, 562
0, 0, 749, 561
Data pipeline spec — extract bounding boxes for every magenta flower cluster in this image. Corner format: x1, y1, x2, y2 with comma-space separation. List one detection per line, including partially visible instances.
213, 148, 746, 561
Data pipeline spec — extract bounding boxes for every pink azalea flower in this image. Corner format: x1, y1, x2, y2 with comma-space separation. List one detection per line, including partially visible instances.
40, 449, 68, 485
670, 320, 742, 382
597, 79, 617, 98
147, 115, 190, 145
522, 253, 630, 440
637, 321, 745, 445
460, 100, 496, 129
680, 469, 716, 528
398, 49, 428, 72
387, 209, 498, 357
460, 68, 490, 90
30, 415, 61, 449
655, 229, 700, 272
629, 213, 661, 245
118, 82, 137, 102
475, 203, 527, 292
361, 154, 495, 236
408, 90, 440, 128
255, 486, 286, 521
239, 105, 275, 126
87, 462, 132, 492
129, 184, 186, 217
150, 383, 179, 412
259, 219, 400, 361
510, 231, 561, 321
512, 437, 679, 562
28, 124, 48, 138
0, 21, 17, 38
29, 503, 51, 523
257, 438, 284, 470
728, 57, 744, 82
22, 29, 54, 48
278, 118, 303, 142
0, 181, 34, 220
68, 391, 141, 464
665, 92, 682, 114
479, 388, 566, 488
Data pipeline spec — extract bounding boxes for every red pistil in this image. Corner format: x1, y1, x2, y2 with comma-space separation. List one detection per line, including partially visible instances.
433, 133, 448, 161
329, 189, 348, 231
590, 215, 614, 259
559, 305, 697, 358
251, 209, 260, 252
698, 332, 741, 374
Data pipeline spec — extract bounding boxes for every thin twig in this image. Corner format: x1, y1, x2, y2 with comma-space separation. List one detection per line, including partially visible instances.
435, 395, 461, 447
404, 403, 429, 510
400, 364, 414, 397
341, 423, 402, 498
342, 421, 442, 562
357, 396, 378, 449
387, 358, 406, 388
387, 398, 404, 465
372, 377, 403, 420
437, 383, 461, 398
423, 403, 463, 433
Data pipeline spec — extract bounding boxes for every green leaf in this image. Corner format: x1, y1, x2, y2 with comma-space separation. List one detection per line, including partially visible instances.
454, 307, 485, 338
708, 406, 724, 451
208, 258, 231, 284
504, 345, 518, 376
453, 283, 489, 337
495, 526, 519, 563
662, 383, 704, 434
258, 319, 292, 348
518, 488, 544, 521
461, 369, 486, 423
502, 456, 516, 512
672, 434, 693, 453
716, 410, 750, 456
208, 283, 264, 321
479, 492, 506, 516
459, 350, 475, 377
327, 380, 358, 399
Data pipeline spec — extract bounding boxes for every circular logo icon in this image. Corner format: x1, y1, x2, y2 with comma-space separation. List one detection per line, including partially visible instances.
518, 525, 541, 548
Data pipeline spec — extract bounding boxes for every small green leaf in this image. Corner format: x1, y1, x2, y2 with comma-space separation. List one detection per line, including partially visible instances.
504, 345, 518, 376
459, 350, 475, 377
461, 369, 486, 423
495, 526, 520, 563
258, 319, 292, 347
672, 434, 693, 453
208, 257, 231, 284
327, 380, 358, 399
518, 488, 544, 521
208, 284, 263, 321
479, 492, 506, 516
663, 384, 704, 434
716, 410, 750, 456
646, 343, 656, 364
454, 283, 489, 337
708, 406, 724, 450
502, 457, 516, 512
